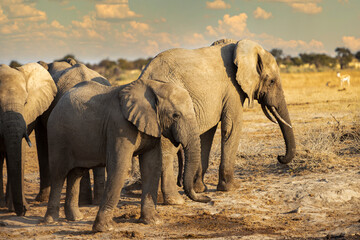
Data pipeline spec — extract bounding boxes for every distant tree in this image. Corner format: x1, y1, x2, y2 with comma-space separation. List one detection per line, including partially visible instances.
355, 51, 360, 61
335, 47, 353, 69
133, 57, 152, 70
9, 60, 22, 68
99, 59, 117, 69
290, 57, 303, 66
117, 58, 134, 69
270, 48, 283, 64
299, 53, 335, 69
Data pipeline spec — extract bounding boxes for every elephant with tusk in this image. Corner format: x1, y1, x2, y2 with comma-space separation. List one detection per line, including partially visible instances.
137, 39, 296, 204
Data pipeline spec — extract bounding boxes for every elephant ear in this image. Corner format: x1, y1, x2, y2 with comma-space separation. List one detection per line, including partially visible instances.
17, 63, 57, 124
119, 79, 161, 138
233, 39, 265, 108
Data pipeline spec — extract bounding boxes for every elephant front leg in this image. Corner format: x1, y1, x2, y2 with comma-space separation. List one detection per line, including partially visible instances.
93, 144, 132, 232
0, 153, 5, 207
138, 145, 161, 224
217, 114, 242, 192
160, 137, 184, 205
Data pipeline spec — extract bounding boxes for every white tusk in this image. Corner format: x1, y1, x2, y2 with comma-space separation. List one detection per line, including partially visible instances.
24, 133, 32, 147
270, 106, 292, 129
261, 104, 277, 124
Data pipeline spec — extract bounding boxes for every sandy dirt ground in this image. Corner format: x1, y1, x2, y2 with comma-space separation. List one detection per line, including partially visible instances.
0, 71, 359, 239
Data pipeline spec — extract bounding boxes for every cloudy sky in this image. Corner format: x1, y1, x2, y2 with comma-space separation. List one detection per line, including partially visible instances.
0, 0, 359, 64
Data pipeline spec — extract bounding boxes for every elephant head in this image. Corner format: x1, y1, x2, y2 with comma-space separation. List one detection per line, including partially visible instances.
233, 39, 296, 164
120, 79, 210, 203
0, 63, 57, 215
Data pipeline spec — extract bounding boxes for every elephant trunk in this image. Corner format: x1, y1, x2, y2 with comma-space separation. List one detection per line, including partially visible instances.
2, 111, 28, 216
182, 135, 211, 203
269, 98, 296, 164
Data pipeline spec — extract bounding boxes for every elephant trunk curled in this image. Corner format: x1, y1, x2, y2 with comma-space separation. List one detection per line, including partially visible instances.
182, 135, 211, 203
269, 98, 296, 164
2, 111, 28, 216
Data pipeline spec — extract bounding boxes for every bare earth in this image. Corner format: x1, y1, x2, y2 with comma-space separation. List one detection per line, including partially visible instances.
1, 71, 359, 239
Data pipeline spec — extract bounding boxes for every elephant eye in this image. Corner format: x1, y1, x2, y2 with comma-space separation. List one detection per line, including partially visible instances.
172, 113, 180, 120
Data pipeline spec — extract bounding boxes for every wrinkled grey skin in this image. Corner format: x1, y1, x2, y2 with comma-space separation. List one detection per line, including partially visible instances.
43, 79, 209, 232
35, 59, 110, 205
0, 63, 57, 216
139, 39, 296, 203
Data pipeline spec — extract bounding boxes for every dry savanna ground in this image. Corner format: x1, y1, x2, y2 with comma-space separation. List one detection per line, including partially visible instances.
0, 70, 359, 239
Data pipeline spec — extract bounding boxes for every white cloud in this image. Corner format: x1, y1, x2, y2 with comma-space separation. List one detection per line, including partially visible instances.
261, 0, 323, 14
129, 21, 150, 33
0, 6, 8, 23
51, 20, 65, 30
206, 0, 231, 10
290, 3, 322, 14
342, 36, 360, 51
0, 22, 19, 34
95, 1, 141, 19
183, 33, 207, 46
144, 40, 159, 56
206, 13, 252, 38
258, 33, 324, 54
8, 3, 47, 21
253, 7, 272, 19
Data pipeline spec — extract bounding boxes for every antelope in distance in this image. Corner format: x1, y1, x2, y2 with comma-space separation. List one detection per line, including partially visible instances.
337, 72, 350, 87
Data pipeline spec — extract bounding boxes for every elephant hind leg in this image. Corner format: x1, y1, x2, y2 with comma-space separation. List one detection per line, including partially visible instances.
35, 121, 51, 202
44, 174, 66, 223
65, 168, 87, 221
194, 125, 217, 193
79, 170, 92, 206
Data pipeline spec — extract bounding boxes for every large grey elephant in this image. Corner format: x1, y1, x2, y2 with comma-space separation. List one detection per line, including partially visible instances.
0, 63, 57, 216
43, 79, 210, 231
35, 59, 110, 205
138, 39, 296, 204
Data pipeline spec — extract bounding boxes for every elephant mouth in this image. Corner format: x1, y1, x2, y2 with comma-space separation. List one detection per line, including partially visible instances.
261, 104, 292, 129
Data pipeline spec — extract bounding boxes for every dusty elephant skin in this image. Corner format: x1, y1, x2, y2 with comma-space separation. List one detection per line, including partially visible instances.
35, 59, 110, 205
43, 79, 209, 231
0, 63, 57, 216
138, 39, 296, 202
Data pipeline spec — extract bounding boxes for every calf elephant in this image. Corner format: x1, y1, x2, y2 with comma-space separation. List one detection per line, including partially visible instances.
0, 63, 57, 215
35, 59, 110, 204
43, 79, 210, 232
138, 39, 296, 204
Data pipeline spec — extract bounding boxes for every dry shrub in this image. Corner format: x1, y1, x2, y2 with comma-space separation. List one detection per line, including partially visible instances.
293, 117, 360, 173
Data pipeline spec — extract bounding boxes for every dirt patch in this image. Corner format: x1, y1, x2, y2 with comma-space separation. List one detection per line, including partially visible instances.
1, 72, 360, 239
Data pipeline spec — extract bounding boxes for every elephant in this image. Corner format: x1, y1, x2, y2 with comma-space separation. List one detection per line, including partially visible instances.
35, 59, 110, 205
0, 63, 57, 216
137, 39, 296, 204
43, 78, 210, 232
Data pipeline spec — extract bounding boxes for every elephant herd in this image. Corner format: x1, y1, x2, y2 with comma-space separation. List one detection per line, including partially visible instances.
0, 39, 296, 232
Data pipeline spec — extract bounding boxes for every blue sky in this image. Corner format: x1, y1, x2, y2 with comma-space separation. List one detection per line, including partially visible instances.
0, 0, 359, 64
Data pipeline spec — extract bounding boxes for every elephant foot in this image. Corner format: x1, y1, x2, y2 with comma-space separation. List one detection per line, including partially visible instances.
43, 209, 59, 224
162, 193, 185, 205
35, 188, 50, 202
217, 180, 238, 192
138, 214, 161, 225
92, 215, 114, 232
193, 179, 207, 193
65, 207, 83, 221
